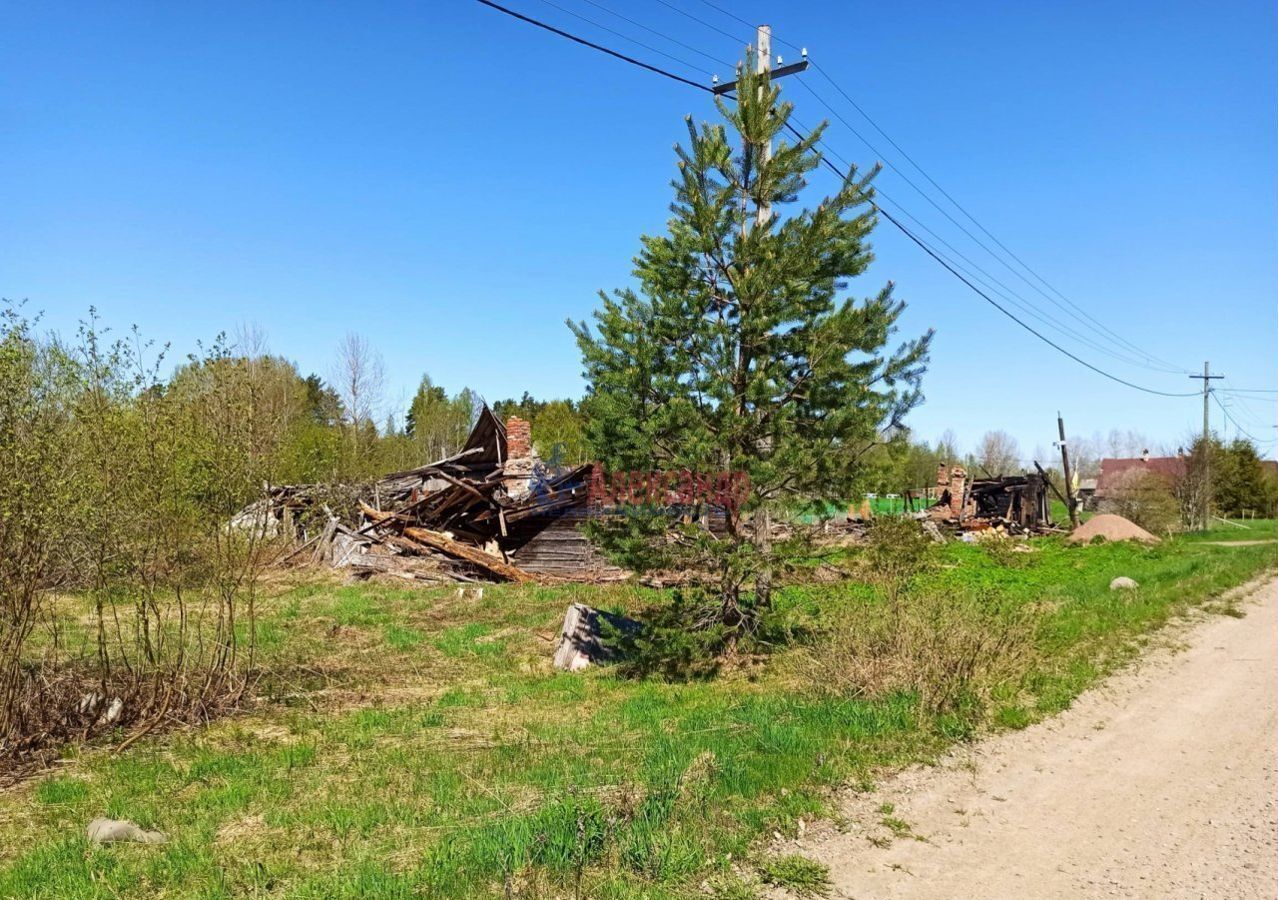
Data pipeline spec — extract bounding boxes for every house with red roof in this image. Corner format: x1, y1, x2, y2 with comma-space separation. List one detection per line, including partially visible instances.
1095, 450, 1186, 501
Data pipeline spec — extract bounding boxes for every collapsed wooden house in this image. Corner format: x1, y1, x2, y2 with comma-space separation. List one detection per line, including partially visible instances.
928, 464, 1055, 534
370, 409, 624, 579
278, 409, 625, 583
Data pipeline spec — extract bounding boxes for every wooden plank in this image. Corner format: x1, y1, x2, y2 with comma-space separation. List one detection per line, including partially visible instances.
361, 504, 536, 583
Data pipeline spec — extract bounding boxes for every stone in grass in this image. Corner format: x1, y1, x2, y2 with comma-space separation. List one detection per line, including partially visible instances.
86, 818, 167, 844
1109, 576, 1140, 591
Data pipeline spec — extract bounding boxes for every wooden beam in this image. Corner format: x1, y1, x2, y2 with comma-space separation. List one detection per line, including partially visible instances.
361, 504, 536, 583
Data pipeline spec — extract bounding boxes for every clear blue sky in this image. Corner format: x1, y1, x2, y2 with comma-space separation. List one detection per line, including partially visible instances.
3, 0, 1275, 460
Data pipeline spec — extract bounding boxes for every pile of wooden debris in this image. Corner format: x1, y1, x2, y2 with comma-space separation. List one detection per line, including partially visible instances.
270, 409, 624, 584
926, 463, 1063, 536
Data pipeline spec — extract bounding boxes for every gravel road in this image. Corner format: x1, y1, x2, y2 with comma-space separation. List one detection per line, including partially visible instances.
777, 575, 1278, 899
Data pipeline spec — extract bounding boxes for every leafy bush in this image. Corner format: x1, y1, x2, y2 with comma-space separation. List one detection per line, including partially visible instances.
981, 534, 1036, 568
1101, 468, 1182, 534
863, 516, 936, 591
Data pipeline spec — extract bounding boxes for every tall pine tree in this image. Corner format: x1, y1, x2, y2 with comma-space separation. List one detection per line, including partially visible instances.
570, 58, 932, 632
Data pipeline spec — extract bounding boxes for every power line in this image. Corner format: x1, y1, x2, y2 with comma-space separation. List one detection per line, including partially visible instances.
1223, 398, 1275, 430
474, 0, 1201, 399
574, 0, 733, 68
806, 58, 1188, 374
1213, 391, 1277, 445
687, 0, 807, 53
783, 109, 1181, 374
689, 0, 757, 33
865, 189, 1199, 397
672, 0, 1193, 375
670, 1, 1189, 374
649, 0, 748, 47
531, 0, 716, 76
791, 74, 1185, 374
476, 0, 708, 91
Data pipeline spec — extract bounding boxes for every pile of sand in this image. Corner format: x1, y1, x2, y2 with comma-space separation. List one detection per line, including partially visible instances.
1067, 513, 1160, 545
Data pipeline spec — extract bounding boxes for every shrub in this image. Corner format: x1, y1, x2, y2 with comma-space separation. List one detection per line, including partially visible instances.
1101, 468, 1181, 535
606, 590, 727, 681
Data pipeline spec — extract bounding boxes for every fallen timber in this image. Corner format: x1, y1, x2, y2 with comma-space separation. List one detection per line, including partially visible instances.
360, 504, 536, 583
262, 409, 624, 584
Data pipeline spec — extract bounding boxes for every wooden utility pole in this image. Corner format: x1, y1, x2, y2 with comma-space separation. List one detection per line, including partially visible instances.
1188, 361, 1225, 530
1057, 412, 1080, 527
756, 24, 772, 228
752, 24, 774, 607
713, 24, 806, 610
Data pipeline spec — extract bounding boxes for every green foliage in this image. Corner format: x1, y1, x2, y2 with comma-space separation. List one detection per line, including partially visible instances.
864, 517, 936, 591
856, 427, 978, 497
490, 394, 588, 465
570, 57, 931, 624
606, 590, 729, 681
705, 871, 763, 899
981, 535, 1036, 569
1100, 467, 1182, 535
791, 579, 1035, 715
572, 63, 930, 499
404, 374, 478, 464
756, 854, 830, 896
1215, 439, 1270, 517
0, 303, 324, 753
0, 305, 83, 737
532, 399, 587, 465
491, 391, 547, 423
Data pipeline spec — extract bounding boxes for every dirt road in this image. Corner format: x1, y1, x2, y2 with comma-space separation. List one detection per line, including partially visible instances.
780, 576, 1278, 899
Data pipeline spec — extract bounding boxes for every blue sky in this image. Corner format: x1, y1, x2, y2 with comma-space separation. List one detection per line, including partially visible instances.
3, 0, 1275, 459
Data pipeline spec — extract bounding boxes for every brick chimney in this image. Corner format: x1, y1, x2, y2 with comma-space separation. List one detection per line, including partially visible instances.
506, 416, 532, 459
948, 465, 968, 519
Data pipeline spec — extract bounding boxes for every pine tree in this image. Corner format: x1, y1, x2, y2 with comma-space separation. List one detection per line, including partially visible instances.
570, 57, 932, 633
1216, 439, 1267, 517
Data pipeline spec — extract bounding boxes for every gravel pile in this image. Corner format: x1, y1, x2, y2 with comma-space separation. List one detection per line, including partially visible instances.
1067, 513, 1160, 544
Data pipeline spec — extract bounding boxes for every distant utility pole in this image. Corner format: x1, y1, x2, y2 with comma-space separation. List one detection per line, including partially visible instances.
1057, 412, 1080, 528
1188, 361, 1225, 529
1189, 361, 1224, 444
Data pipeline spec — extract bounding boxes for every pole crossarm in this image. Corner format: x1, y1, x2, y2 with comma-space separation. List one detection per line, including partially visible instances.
712, 59, 808, 94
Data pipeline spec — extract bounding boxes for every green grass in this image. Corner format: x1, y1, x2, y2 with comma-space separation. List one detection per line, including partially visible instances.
1180, 517, 1278, 542
0, 531, 1273, 898
1049, 498, 1094, 524
756, 853, 830, 896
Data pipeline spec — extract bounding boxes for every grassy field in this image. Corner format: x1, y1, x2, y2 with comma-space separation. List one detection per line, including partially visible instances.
0, 527, 1274, 898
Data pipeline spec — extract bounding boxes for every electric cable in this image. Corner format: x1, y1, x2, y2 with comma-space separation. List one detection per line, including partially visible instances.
476, 0, 1203, 399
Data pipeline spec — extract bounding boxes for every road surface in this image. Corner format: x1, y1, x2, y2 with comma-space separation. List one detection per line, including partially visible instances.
779, 576, 1278, 899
